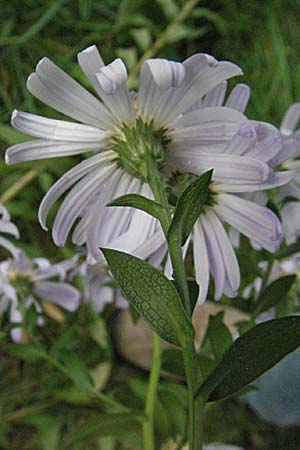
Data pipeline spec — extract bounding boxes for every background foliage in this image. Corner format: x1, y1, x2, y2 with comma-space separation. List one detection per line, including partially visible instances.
1, 0, 300, 449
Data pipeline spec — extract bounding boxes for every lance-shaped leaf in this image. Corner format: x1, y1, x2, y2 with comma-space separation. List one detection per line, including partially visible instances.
168, 170, 213, 245
102, 248, 194, 346
5, 343, 48, 362
59, 350, 94, 392
207, 314, 233, 363
275, 239, 300, 259
63, 412, 144, 446
197, 316, 300, 402
108, 193, 164, 222
252, 275, 296, 318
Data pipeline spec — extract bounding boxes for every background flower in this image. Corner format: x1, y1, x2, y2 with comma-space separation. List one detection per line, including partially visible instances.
75, 260, 127, 312
0, 250, 80, 342
0, 204, 20, 257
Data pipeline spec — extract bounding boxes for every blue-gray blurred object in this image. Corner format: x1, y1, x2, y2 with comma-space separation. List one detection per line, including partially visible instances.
246, 350, 300, 426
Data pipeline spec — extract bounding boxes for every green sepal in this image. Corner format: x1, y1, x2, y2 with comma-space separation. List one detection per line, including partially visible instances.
102, 248, 195, 346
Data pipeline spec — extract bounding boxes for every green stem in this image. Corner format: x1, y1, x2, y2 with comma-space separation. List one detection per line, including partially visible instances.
259, 259, 274, 294
3, 400, 57, 422
143, 331, 162, 450
182, 342, 201, 450
168, 239, 191, 316
146, 156, 191, 316
146, 155, 203, 449
146, 155, 171, 234
193, 397, 205, 449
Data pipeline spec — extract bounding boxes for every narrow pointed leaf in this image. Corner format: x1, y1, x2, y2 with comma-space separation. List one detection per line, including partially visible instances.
196, 354, 217, 379
63, 413, 143, 446
275, 239, 300, 258
207, 314, 233, 362
168, 169, 213, 245
107, 193, 164, 222
5, 343, 48, 362
252, 275, 296, 318
59, 350, 94, 391
102, 248, 194, 346
197, 316, 300, 401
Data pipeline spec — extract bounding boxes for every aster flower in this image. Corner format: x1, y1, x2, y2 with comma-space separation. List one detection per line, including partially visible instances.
277, 102, 300, 181
258, 104, 300, 246
0, 204, 20, 257
133, 120, 291, 303
124, 113, 293, 302
208, 90, 300, 250
269, 103, 300, 244
5, 47, 294, 306
5, 45, 283, 263
0, 250, 80, 342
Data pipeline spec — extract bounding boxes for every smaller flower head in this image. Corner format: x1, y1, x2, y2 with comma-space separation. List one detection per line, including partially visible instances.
0, 204, 20, 257
0, 250, 80, 342
134, 120, 288, 305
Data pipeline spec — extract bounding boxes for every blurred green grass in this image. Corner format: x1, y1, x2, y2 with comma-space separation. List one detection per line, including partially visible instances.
1, 1, 300, 449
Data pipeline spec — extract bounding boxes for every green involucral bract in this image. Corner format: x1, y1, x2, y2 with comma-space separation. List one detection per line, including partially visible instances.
111, 118, 169, 181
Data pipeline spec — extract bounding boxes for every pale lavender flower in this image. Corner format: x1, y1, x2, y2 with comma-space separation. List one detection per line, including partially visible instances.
133, 122, 289, 303
0, 204, 20, 257
0, 250, 80, 342
270, 104, 300, 244
5, 46, 289, 265
5, 47, 293, 305
214, 94, 300, 249
280, 201, 300, 244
